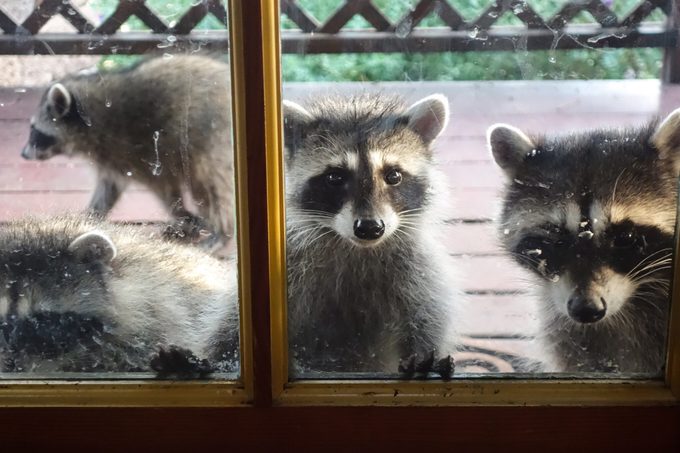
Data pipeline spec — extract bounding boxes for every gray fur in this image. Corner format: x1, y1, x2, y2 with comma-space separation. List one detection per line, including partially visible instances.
284, 93, 459, 374
0, 215, 238, 374
22, 55, 235, 249
488, 118, 678, 374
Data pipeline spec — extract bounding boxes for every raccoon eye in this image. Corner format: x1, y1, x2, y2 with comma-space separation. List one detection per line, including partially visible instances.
384, 169, 402, 185
613, 230, 636, 248
324, 171, 345, 187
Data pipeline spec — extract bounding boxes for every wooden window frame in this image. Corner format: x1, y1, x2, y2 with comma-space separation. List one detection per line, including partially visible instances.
0, 1, 677, 448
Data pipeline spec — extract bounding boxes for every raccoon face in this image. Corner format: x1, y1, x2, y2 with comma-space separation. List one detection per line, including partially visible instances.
488, 110, 680, 325
0, 230, 116, 322
283, 94, 448, 248
21, 83, 79, 161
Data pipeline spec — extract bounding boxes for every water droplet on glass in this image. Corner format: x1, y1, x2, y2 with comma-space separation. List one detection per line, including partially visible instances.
578, 230, 594, 240
151, 131, 162, 176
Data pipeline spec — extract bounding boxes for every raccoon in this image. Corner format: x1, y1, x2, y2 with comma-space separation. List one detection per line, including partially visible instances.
487, 109, 680, 374
283, 93, 459, 376
0, 215, 239, 375
21, 54, 235, 250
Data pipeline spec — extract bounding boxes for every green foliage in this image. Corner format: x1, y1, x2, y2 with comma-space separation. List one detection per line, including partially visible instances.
91, 0, 665, 82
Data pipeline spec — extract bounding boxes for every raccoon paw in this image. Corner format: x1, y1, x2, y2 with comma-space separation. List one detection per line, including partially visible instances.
151, 345, 215, 380
398, 351, 455, 380
163, 216, 212, 244
415, 350, 436, 375
398, 351, 434, 380
433, 355, 455, 381
398, 354, 418, 379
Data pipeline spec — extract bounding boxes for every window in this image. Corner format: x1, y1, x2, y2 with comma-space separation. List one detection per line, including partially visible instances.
0, 0, 244, 401
278, 0, 680, 385
0, 0, 676, 448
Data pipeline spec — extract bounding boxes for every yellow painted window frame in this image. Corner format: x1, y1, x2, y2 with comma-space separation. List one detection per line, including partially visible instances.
263, 3, 680, 407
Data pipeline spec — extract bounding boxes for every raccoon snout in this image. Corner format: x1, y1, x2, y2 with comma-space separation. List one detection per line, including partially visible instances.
353, 219, 385, 240
21, 144, 37, 160
567, 294, 606, 324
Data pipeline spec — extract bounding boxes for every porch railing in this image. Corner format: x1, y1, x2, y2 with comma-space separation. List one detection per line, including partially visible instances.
0, 0, 678, 82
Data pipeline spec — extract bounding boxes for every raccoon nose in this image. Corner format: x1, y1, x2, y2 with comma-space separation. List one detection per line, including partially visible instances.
353, 219, 385, 240
567, 294, 606, 323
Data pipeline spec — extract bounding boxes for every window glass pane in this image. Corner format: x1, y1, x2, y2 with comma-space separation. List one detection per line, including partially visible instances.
0, 1, 238, 380
281, 0, 677, 379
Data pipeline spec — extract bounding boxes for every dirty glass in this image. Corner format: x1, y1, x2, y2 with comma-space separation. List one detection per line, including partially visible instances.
0, 0, 238, 380
281, 0, 677, 380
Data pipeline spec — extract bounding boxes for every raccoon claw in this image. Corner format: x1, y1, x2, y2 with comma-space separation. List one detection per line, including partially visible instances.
151, 345, 215, 380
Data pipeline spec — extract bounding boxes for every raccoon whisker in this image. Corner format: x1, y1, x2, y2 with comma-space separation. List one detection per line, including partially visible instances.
288, 212, 335, 222
288, 218, 331, 227
305, 228, 338, 248
396, 224, 420, 233
636, 278, 671, 290
397, 208, 424, 216
629, 295, 666, 316
288, 222, 327, 234
626, 254, 672, 279
306, 133, 340, 149
631, 258, 673, 276
636, 279, 671, 290
629, 262, 673, 282
627, 262, 672, 282
626, 249, 673, 278
288, 208, 336, 217
288, 220, 332, 231
610, 168, 626, 209
506, 251, 544, 268
391, 230, 412, 250
631, 267, 670, 285
397, 222, 423, 231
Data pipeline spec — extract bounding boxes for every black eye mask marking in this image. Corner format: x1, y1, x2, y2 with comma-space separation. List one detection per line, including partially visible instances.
29, 125, 57, 150
513, 219, 673, 283
513, 223, 572, 279
300, 167, 352, 214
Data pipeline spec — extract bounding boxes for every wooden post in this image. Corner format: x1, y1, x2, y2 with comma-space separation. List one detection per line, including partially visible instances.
662, 0, 680, 83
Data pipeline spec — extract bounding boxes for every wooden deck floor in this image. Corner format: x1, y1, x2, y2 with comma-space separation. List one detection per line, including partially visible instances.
1, 80, 679, 372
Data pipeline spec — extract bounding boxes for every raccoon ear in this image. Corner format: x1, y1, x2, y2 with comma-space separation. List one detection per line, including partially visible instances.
652, 108, 680, 175
405, 94, 449, 144
487, 124, 535, 174
46, 83, 72, 120
282, 100, 313, 154
68, 230, 117, 265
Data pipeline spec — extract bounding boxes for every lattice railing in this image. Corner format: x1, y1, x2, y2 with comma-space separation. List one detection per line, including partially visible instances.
0, 0, 678, 81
